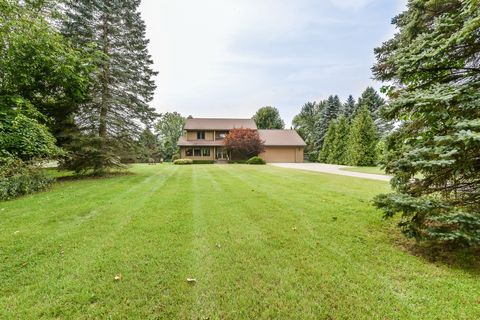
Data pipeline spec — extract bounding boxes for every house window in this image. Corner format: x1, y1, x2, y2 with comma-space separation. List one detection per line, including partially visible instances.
186, 148, 193, 156
202, 148, 210, 157
197, 131, 205, 140
194, 148, 201, 156
215, 131, 228, 140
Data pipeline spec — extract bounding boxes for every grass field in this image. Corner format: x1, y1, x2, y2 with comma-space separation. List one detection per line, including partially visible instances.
1, 164, 478, 319
341, 166, 386, 175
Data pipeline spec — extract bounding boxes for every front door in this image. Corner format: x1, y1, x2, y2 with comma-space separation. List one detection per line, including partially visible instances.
215, 147, 229, 160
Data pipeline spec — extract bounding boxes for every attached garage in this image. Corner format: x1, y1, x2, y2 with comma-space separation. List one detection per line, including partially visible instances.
258, 130, 305, 163
260, 146, 304, 163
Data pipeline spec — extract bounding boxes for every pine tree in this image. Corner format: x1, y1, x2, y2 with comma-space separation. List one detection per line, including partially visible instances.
331, 116, 350, 165
61, 0, 157, 172
357, 87, 392, 136
372, 0, 480, 246
318, 120, 337, 163
314, 95, 341, 150
342, 95, 357, 119
347, 106, 378, 166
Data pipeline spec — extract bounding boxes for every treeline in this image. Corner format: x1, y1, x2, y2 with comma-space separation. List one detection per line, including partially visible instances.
0, 0, 162, 199
293, 87, 390, 165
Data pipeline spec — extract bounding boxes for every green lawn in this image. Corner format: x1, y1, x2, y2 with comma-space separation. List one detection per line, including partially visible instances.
1, 164, 478, 319
340, 166, 386, 175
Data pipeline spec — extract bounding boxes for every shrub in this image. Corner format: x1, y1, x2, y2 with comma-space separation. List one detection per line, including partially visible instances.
246, 156, 266, 165
173, 159, 193, 165
171, 154, 180, 161
0, 158, 54, 201
192, 160, 214, 164
228, 160, 247, 164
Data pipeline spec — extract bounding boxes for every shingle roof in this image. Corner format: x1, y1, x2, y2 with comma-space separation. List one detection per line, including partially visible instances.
184, 118, 257, 130
258, 130, 306, 146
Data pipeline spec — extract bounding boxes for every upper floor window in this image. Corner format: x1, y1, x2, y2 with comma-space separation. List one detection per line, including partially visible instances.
197, 131, 205, 140
215, 131, 228, 140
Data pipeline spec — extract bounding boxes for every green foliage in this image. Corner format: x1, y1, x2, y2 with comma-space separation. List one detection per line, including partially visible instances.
61, 0, 158, 172
173, 159, 193, 165
0, 111, 60, 162
0, 158, 54, 201
347, 106, 378, 166
253, 106, 285, 129
318, 120, 337, 163
293, 101, 321, 158
314, 95, 342, 149
246, 156, 266, 165
0, 1, 94, 146
372, 0, 480, 246
331, 116, 350, 165
154, 112, 185, 161
342, 95, 357, 119
171, 154, 180, 161
60, 135, 125, 175
137, 128, 161, 163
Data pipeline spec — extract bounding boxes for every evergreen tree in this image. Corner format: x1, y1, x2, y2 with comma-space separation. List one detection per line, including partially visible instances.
331, 115, 350, 165
372, 0, 480, 246
137, 128, 161, 163
61, 0, 157, 173
347, 106, 378, 166
318, 120, 337, 163
342, 95, 357, 119
357, 87, 392, 136
314, 95, 341, 150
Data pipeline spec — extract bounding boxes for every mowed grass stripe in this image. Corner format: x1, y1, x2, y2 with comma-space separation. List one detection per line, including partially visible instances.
0, 164, 478, 319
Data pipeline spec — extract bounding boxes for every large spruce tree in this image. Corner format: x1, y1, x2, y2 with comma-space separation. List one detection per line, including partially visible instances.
372, 0, 480, 246
342, 95, 357, 119
314, 95, 342, 150
61, 0, 157, 172
357, 87, 392, 136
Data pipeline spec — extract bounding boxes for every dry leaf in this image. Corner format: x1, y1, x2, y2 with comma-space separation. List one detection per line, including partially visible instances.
114, 274, 122, 281
186, 278, 197, 283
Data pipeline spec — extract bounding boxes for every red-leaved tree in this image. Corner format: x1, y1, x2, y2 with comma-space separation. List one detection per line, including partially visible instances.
223, 128, 265, 159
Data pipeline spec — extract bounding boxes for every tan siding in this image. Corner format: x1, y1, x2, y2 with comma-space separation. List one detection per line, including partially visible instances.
186, 131, 214, 141
260, 147, 304, 163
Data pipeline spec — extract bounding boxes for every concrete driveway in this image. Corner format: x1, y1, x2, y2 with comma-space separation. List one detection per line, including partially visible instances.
270, 163, 392, 182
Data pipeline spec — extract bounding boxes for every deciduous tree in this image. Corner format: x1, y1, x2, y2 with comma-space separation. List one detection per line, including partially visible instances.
253, 106, 285, 129
224, 128, 265, 160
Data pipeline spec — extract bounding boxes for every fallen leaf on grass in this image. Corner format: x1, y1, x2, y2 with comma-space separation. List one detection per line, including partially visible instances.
292, 227, 297, 231
114, 274, 122, 281
186, 278, 197, 284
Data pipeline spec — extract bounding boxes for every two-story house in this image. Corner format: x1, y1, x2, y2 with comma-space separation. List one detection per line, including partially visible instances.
177, 118, 306, 163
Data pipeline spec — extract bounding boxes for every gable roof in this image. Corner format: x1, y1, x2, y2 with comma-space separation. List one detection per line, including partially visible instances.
184, 118, 257, 130
258, 130, 306, 147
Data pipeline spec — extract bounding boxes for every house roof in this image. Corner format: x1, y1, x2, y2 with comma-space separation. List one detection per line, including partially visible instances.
184, 118, 257, 130
258, 130, 306, 147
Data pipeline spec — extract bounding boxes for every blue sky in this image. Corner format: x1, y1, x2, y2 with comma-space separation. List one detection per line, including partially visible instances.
139, 0, 407, 126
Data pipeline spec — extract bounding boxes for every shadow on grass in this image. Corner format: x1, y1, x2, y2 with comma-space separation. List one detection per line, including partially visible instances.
55, 170, 134, 182
390, 230, 480, 275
